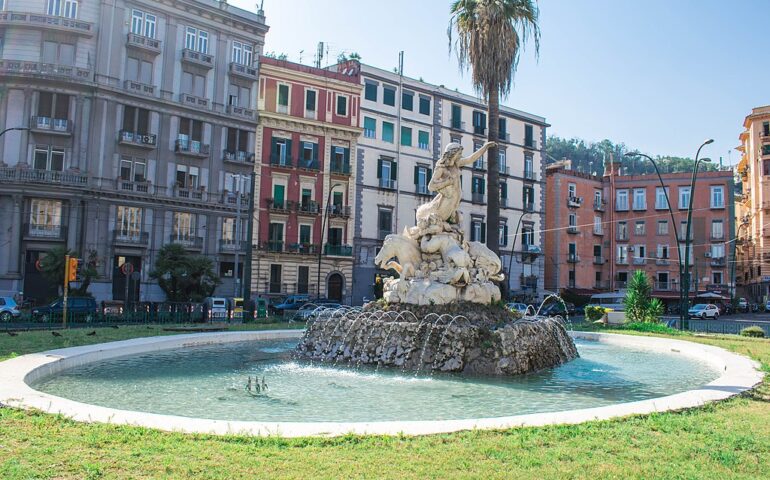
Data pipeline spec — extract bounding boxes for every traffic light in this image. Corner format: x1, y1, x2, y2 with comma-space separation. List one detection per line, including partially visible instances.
67, 257, 78, 282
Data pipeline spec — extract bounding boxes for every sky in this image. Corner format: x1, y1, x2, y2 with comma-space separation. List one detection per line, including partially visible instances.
231, 0, 770, 165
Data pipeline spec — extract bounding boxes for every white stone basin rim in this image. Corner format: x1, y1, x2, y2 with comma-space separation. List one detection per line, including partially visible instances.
0, 330, 763, 438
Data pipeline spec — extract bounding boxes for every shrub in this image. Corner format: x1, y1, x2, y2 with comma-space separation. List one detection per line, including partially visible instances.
624, 270, 662, 323
622, 322, 680, 335
740, 326, 766, 338
585, 305, 608, 322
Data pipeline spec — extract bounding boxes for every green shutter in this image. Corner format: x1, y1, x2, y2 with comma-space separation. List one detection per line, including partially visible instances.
413, 166, 419, 185
364, 116, 376, 133
481, 223, 486, 243
343, 148, 350, 167
501, 182, 507, 198
480, 178, 486, 195
503, 224, 509, 246
285, 139, 293, 163
391, 161, 398, 180
312, 143, 318, 161
273, 184, 285, 206
271, 137, 278, 158
400, 126, 412, 146
377, 158, 383, 178
428, 168, 433, 183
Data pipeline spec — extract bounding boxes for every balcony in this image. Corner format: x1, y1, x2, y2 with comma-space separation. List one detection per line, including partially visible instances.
218, 239, 246, 253
119, 130, 157, 148
229, 62, 258, 81
0, 60, 91, 81
116, 178, 152, 194
266, 198, 291, 213
223, 150, 255, 165
30, 116, 71, 135
328, 205, 351, 218
473, 125, 486, 136
179, 93, 209, 109
567, 225, 579, 234
523, 201, 534, 212
593, 227, 604, 236
269, 154, 293, 169
174, 186, 206, 201
0, 11, 94, 36
324, 244, 353, 256
616, 233, 629, 242
615, 281, 628, 289
379, 178, 397, 190
593, 256, 605, 265
296, 201, 320, 215
524, 138, 537, 150
594, 281, 610, 290
220, 192, 249, 207
616, 258, 629, 265
174, 139, 210, 158
633, 257, 647, 265
567, 253, 579, 263
500, 196, 508, 207
181, 48, 214, 69
123, 79, 155, 97
594, 200, 606, 211
112, 230, 149, 247
710, 233, 725, 242
498, 132, 510, 142
524, 169, 537, 181
656, 257, 670, 266
416, 184, 431, 196
286, 243, 317, 255
450, 120, 466, 131
520, 274, 538, 289
498, 164, 510, 175
654, 281, 671, 291
23, 223, 67, 241
261, 241, 284, 253
170, 235, 203, 250
126, 33, 161, 54
0, 168, 88, 186
711, 257, 726, 267
330, 162, 352, 176
472, 160, 486, 171
225, 105, 256, 120
472, 193, 486, 204
296, 159, 320, 171
567, 196, 583, 208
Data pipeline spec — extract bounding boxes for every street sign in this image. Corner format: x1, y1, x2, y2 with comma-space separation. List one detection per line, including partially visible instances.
120, 262, 134, 276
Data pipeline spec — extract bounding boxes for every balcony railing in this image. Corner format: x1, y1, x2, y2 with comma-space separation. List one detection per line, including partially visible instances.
330, 162, 351, 175
472, 160, 486, 171
524, 138, 537, 149
123, 79, 155, 96
500, 196, 508, 207
594, 281, 610, 290
710, 233, 725, 241
0, 60, 91, 81
656, 257, 670, 266
324, 244, 353, 256
633, 257, 647, 265
451, 119, 465, 131
0, 168, 88, 186
181, 48, 214, 68
296, 159, 320, 171
567, 253, 579, 263
113, 230, 149, 246
594, 199, 606, 211
593, 227, 604, 236
616, 258, 629, 265
119, 130, 157, 148
472, 193, 486, 204
363, 129, 376, 139
524, 169, 537, 181
499, 132, 510, 142
174, 186, 206, 201
0, 11, 94, 36
220, 192, 249, 207
379, 178, 396, 190
328, 205, 351, 217
296, 201, 320, 215
266, 198, 291, 212
416, 184, 430, 196
616, 232, 629, 241
473, 125, 486, 135
523, 201, 534, 212
229, 62, 258, 80
262, 241, 284, 252
179, 93, 209, 109
170, 235, 204, 250
269, 154, 293, 168
654, 281, 671, 291
223, 150, 255, 164
567, 196, 582, 208
174, 139, 210, 157
30, 116, 71, 134
225, 105, 256, 119
23, 223, 67, 241
594, 256, 605, 265
499, 164, 510, 175
126, 33, 161, 54
711, 257, 726, 267
615, 281, 628, 289
567, 225, 578, 234
286, 243, 317, 255
116, 178, 152, 193
218, 239, 246, 253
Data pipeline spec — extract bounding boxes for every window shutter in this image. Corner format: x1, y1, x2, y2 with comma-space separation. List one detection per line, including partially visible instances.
481, 223, 486, 243
413, 166, 419, 185
480, 178, 486, 195
312, 143, 318, 161
285, 139, 293, 162
377, 158, 383, 179
503, 225, 509, 246
427, 168, 433, 184
501, 182, 507, 198
271, 137, 278, 157
344, 147, 350, 166
470, 224, 476, 242
391, 161, 398, 180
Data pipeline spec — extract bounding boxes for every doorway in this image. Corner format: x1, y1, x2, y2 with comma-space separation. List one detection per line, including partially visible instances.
327, 273, 343, 302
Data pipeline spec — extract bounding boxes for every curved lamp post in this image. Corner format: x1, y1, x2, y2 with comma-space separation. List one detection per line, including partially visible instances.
0, 127, 29, 138
506, 212, 530, 296
730, 220, 751, 304
317, 183, 343, 298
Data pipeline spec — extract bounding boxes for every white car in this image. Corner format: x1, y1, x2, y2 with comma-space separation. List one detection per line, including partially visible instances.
688, 303, 719, 319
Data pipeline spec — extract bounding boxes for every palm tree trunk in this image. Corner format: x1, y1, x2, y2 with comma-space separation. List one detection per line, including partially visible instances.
486, 82, 500, 256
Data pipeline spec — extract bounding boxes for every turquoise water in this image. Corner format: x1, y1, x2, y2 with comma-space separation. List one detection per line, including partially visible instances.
32, 339, 719, 422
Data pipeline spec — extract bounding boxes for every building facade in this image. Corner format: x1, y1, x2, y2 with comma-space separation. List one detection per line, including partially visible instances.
545, 161, 735, 304
251, 57, 361, 303
347, 64, 547, 305
735, 105, 770, 302
0, 0, 267, 303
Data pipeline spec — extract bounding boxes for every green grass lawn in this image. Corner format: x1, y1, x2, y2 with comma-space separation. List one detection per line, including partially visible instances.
0, 325, 769, 479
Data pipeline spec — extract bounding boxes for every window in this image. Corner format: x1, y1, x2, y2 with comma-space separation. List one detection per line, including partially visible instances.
617, 245, 628, 264
336, 94, 348, 116
131, 9, 156, 38
268, 223, 284, 251
657, 220, 668, 235
122, 106, 150, 135
470, 219, 486, 243
185, 26, 209, 53
594, 216, 602, 235
269, 264, 282, 293
712, 271, 723, 285
299, 224, 311, 245
331, 146, 349, 173
472, 110, 486, 135
710, 185, 724, 208
377, 158, 397, 189
33, 146, 64, 171
221, 217, 237, 243
524, 124, 534, 148
451, 104, 462, 129
116, 206, 142, 237
382, 121, 394, 143
272, 184, 286, 208
763, 121, 770, 137
677, 244, 693, 262
655, 187, 670, 210
679, 186, 691, 209
383, 86, 396, 106
297, 265, 310, 293
37, 92, 70, 123
277, 84, 289, 112
633, 188, 646, 210
42, 40, 75, 65
419, 96, 430, 115
363, 117, 376, 138
224, 173, 249, 194
594, 190, 602, 207
172, 212, 196, 240
177, 118, 204, 151
48, 0, 78, 18
471, 176, 486, 199
175, 164, 198, 188
568, 183, 577, 198
635, 221, 645, 235
402, 91, 413, 111
413, 165, 431, 195
499, 222, 508, 247
364, 82, 377, 101
711, 219, 724, 239
523, 186, 534, 209
418, 130, 429, 150
125, 56, 153, 85
270, 136, 290, 165
498, 118, 507, 140
225, 128, 250, 157
522, 227, 534, 249
305, 89, 316, 114
231, 41, 253, 66
378, 209, 393, 238
29, 199, 62, 237
568, 213, 577, 228
119, 156, 146, 182
617, 221, 628, 240
220, 262, 236, 278
400, 126, 412, 146
680, 221, 689, 241
182, 71, 206, 98
616, 189, 629, 210
637, 245, 646, 261
711, 244, 725, 259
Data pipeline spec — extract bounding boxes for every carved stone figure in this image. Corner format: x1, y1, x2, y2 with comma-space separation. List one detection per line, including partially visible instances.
373, 142, 506, 305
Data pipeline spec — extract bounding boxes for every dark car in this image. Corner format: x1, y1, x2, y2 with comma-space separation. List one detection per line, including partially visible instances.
32, 297, 99, 322
540, 302, 568, 317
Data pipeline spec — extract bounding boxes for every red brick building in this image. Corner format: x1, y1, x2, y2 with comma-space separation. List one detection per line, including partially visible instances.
545, 161, 735, 304
251, 57, 362, 303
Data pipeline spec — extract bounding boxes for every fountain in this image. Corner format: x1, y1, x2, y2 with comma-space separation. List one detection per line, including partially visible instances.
296, 141, 578, 376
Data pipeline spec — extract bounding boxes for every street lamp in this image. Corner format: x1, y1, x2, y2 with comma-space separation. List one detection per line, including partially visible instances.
506, 212, 530, 297
317, 182, 343, 298
0, 127, 29, 138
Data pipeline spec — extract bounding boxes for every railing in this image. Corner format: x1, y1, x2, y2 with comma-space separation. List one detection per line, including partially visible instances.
616, 232, 628, 241
116, 178, 152, 193
262, 241, 284, 252
0, 168, 88, 186
324, 244, 353, 256
266, 198, 290, 212
524, 169, 537, 181
615, 281, 627, 289
0, 11, 94, 35
174, 186, 205, 201
286, 243, 317, 255
656, 258, 670, 266
567, 225, 578, 234
567, 196, 582, 207
567, 253, 579, 263
633, 257, 647, 265
450, 119, 466, 131
170, 235, 204, 250
119, 130, 157, 147
379, 178, 396, 190
330, 162, 351, 175
654, 281, 671, 291
499, 164, 510, 175
30, 116, 71, 133
113, 230, 149, 246
416, 184, 430, 195
179, 93, 209, 108
499, 132, 510, 142
594, 200, 606, 211
363, 129, 376, 139
473, 125, 486, 135
223, 150, 254, 164
520, 274, 538, 288
523, 201, 534, 212
126, 33, 161, 53
472, 160, 486, 171
0, 60, 91, 80
327, 205, 351, 217
181, 48, 214, 68
593, 227, 604, 236
616, 258, 629, 265
418, 142, 429, 150
500, 196, 508, 207
225, 105, 255, 119
296, 202, 320, 215
269, 154, 293, 168
524, 138, 537, 149
220, 192, 249, 207
594, 281, 610, 290
218, 239, 246, 253
594, 256, 605, 265
711, 257, 726, 267
229, 62, 258, 80
472, 193, 486, 204
710, 233, 725, 241
174, 139, 210, 157
123, 79, 155, 96
23, 223, 67, 240
296, 159, 320, 171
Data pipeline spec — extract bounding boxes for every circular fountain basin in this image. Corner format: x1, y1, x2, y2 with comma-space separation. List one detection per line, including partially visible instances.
0, 330, 762, 437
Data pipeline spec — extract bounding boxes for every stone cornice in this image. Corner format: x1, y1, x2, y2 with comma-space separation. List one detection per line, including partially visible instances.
259, 111, 362, 139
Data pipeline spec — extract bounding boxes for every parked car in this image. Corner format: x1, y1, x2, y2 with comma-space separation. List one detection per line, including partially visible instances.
203, 297, 229, 321
506, 302, 531, 316
32, 297, 99, 322
737, 298, 749, 312
292, 302, 342, 322
688, 303, 719, 319
539, 302, 568, 317
274, 294, 311, 313
0, 296, 21, 322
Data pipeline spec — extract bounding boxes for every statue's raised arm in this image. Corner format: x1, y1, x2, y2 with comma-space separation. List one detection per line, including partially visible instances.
456, 141, 496, 167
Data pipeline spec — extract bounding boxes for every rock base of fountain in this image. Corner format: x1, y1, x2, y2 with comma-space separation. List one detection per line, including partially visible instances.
295, 304, 579, 376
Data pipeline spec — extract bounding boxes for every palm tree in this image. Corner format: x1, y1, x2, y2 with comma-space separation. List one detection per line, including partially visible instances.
448, 0, 540, 255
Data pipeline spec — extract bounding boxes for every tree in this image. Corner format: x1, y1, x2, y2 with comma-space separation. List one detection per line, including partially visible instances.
449, 0, 540, 255
149, 244, 220, 302
39, 246, 98, 297
624, 270, 663, 323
